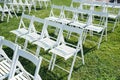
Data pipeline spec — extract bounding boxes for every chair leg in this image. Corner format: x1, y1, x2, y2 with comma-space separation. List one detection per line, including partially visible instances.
39, 1, 43, 8
51, 54, 56, 71
33, 2, 36, 11
55, 28, 59, 35
83, 30, 88, 43
105, 27, 107, 41
35, 46, 41, 56
67, 31, 71, 39
22, 6, 26, 13
23, 40, 28, 50
11, 6, 18, 19
15, 36, 18, 43
17, 5, 20, 13
68, 53, 77, 80
48, 53, 55, 70
1, 12, 4, 21
7, 14, 10, 23
28, 6, 31, 14
112, 18, 118, 32
80, 46, 85, 65
89, 30, 93, 36
97, 29, 105, 49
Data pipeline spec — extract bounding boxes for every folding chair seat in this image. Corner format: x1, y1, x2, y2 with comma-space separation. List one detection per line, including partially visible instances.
33, 20, 64, 56
84, 11, 108, 49
10, 13, 34, 43
8, 48, 42, 80
21, 17, 44, 50
45, 5, 64, 22
0, 36, 19, 80
49, 25, 84, 80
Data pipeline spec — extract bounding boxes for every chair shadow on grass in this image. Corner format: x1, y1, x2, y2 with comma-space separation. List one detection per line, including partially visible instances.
40, 65, 69, 80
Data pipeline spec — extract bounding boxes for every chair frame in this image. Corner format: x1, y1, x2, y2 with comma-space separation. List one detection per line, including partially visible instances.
84, 10, 108, 49
49, 25, 84, 80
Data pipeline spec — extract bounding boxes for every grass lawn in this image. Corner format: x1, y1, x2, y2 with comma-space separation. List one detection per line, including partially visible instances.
0, 0, 120, 80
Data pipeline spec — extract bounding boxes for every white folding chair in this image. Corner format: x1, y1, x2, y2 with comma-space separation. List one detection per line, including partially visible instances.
106, 3, 120, 32
49, 25, 84, 80
45, 5, 64, 22
10, 13, 34, 43
0, 36, 19, 80
84, 11, 108, 49
8, 49, 42, 80
33, 20, 64, 56
21, 17, 44, 50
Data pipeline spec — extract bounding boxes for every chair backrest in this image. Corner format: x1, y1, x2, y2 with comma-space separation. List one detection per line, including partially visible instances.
40, 20, 63, 40
8, 49, 42, 80
63, 6, 77, 21
92, 1, 107, 12
27, 16, 44, 34
74, 8, 92, 23
58, 24, 84, 49
0, 36, 19, 60
18, 13, 34, 30
49, 5, 64, 18
89, 11, 108, 28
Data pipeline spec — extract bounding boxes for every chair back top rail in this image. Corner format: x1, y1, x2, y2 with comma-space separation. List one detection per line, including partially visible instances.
45, 20, 64, 29
92, 10, 108, 17
18, 13, 34, 29
63, 24, 83, 35
22, 13, 33, 20
51, 4, 63, 10
0, 39, 18, 51
33, 16, 44, 23
64, 6, 77, 13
